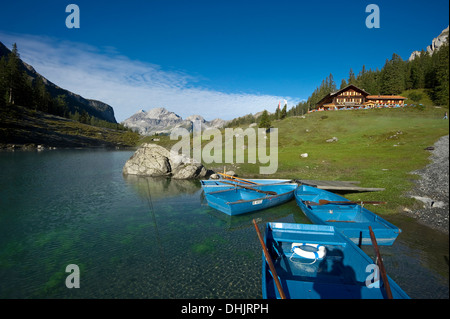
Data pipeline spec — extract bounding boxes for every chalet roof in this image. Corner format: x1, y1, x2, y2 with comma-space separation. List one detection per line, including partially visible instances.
366, 95, 407, 100
316, 84, 370, 106
330, 84, 370, 97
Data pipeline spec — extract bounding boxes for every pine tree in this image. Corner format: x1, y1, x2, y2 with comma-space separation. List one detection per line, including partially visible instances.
348, 68, 356, 85
280, 104, 287, 119
380, 53, 405, 94
258, 110, 271, 129
33, 76, 51, 112
79, 110, 90, 124
326, 73, 336, 92
307, 73, 337, 109
54, 94, 70, 117
419, 51, 434, 89
340, 78, 347, 89
274, 106, 280, 120
405, 50, 427, 90
4, 43, 24, 105
432, 37, 449, 106
0, 56, 6, 106
0, 43, 33, 107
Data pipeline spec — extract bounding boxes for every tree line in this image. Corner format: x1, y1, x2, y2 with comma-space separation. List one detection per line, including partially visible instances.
224, 102, 289, 129
309, 36, 449, 109
0, 43, 131, 131
254, 37, 449, 128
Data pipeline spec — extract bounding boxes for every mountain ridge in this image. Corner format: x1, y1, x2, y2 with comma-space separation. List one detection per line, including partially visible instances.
0, 41, 117, 123
122, 107, 229, 135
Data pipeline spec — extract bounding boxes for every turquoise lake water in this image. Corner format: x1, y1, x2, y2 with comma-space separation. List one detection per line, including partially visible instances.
0, 150, 448, 298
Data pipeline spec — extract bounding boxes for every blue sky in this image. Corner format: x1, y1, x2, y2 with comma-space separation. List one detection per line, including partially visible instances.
0, 0, 449, 121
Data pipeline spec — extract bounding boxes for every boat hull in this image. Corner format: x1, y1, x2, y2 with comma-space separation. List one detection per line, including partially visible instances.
201, 179, 293, 194
262, 222, 409, 299
294, 185, 401, 245
205, 184, 297, 216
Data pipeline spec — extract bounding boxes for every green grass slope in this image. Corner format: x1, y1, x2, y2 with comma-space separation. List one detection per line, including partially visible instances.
244, 106, 448, 214
147, 104, 448, 215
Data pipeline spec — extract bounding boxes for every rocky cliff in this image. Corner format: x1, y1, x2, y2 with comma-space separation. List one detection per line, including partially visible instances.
408, 26, 449, 61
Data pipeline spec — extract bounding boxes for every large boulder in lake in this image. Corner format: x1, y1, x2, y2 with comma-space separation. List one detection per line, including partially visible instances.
122, 143, 207, 179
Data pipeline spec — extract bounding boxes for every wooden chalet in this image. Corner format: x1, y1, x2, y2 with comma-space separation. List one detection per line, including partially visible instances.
315, 85, 407, 110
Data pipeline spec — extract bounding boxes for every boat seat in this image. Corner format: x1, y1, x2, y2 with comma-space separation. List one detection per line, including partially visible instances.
271, 235, 347, 248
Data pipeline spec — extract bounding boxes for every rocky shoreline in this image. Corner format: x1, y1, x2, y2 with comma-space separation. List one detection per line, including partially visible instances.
405, 135, 449, 234
0, 143, 57, 151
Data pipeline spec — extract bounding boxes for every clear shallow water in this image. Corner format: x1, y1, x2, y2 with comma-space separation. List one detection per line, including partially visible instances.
0, 150, 448, 299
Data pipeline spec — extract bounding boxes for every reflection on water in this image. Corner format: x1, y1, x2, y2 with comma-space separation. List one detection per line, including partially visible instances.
360, 213, 449, 298
206, 199, 306, 231
0, 150, 448, 299
123, 175, 201, 200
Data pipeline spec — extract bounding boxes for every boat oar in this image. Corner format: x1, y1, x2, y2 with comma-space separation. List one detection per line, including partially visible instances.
218, 172, 262, 185
220, 180, 277, 196
318, 200, 387, 206
368, 226, 393, 299
252, 219, 287, 299
221, 177, 258, 186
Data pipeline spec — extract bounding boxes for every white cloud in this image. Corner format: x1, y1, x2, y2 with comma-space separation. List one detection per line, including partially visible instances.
0, 32, 299, 122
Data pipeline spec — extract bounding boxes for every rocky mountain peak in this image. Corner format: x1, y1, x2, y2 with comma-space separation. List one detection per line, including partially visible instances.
185, 115, 206, 123
145, 107, 180, 120
408, 26, 449, 61
122, 107, 228, 136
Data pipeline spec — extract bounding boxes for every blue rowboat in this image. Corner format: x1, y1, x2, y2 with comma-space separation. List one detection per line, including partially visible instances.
204, 183, 297, 216
262, 222, 409, 299
201, 178, 293, 194
294, 185, 401, 245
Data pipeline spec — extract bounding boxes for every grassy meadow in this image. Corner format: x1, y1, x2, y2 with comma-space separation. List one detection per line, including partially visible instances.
145, 105, 449, 216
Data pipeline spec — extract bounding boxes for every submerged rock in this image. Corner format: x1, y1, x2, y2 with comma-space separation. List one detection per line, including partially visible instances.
123, 143, 207, 179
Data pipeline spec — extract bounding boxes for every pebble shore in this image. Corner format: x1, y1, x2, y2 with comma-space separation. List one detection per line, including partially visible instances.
406, 135, 449, 234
